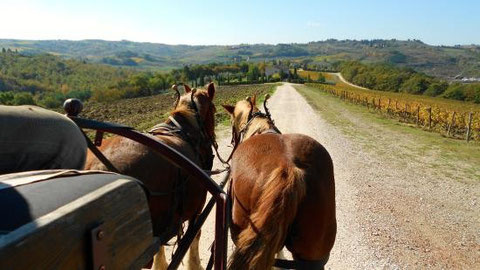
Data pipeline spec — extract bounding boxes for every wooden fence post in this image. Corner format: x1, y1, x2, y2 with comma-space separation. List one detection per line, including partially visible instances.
466, 112, 473, 142
416, 106, 420, 125
387, 98, 391, 114
427, 107, 432, 129
447, 111, 456, 136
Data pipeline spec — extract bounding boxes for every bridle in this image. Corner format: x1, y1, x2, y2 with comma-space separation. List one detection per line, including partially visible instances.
227, 95, 281, 163
150, 84, 229, 174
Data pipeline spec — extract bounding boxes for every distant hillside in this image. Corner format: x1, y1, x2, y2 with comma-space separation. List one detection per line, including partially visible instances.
0, 51, 136, 107
1, 39, 479, 78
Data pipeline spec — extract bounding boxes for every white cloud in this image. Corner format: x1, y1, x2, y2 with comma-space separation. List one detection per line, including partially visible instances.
307, 21, 322, 28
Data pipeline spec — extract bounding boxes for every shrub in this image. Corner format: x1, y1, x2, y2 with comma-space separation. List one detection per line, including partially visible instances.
424, 81, 448, 96
442, 84, 466, 100
0, 91, 14, 104
12, 92, 35, 105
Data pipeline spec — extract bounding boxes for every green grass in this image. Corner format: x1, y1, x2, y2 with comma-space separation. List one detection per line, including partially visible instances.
295, 84, 480, 181
301, 71, 480, 141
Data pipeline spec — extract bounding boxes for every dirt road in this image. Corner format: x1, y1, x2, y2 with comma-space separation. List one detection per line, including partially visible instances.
179, 83, 479, 269
334, 72, 368, 90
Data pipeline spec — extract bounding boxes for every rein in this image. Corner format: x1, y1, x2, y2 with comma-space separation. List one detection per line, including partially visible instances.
237, 111, 281, 145
186, 90, 231, 173
225, 107, 282, 165
150, 90, 230, 175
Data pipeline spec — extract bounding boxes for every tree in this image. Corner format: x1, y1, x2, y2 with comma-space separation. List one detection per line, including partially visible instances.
12, 92, 35, 105
0, 91, 14, 104
246, 65, 260, 82
424, 81, 448, 96
317, 73, 326, 83
279, 69, 286, 80
400, 74, 431, 94
149, 74, 166, 94
442, 85, 465, 100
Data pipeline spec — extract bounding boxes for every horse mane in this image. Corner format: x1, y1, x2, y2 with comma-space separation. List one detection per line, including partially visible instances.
203, 103, 216, 139
170, 107, 198, 127
169, 89, 216, 139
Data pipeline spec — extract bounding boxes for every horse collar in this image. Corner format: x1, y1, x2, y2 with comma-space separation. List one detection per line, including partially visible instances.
237, 112, 281, 144
149, 114, 212, 169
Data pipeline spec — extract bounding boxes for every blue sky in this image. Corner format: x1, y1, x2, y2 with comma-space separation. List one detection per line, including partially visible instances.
1, 0, 478, 45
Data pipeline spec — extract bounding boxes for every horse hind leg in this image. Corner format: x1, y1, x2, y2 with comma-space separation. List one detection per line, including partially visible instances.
151, 245, 169, 270
185, 229, 204, 270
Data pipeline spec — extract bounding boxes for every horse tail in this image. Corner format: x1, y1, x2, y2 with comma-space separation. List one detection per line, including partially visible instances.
229, 165, 306, 270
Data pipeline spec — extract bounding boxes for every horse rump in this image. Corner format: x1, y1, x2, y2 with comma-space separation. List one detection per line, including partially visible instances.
229, 165, 305, 270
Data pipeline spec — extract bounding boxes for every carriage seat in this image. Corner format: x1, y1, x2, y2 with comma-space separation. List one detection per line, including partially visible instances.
0, 105, 87, 174
0, 169, 157, 270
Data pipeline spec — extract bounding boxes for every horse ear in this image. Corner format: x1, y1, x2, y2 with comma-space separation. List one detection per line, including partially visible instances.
207, 82, 215, 100
222, 104, 235, 115
184, 84, 192, 93
251, 94, 257, 106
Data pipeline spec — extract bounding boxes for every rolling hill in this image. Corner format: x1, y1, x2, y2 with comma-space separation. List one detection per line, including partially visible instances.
1, 39, 479, 78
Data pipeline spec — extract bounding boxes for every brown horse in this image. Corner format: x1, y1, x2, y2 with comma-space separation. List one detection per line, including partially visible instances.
85, 83, 216, 270
222, 96, 336, 270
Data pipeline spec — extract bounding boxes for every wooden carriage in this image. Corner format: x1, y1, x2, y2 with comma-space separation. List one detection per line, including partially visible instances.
0, 99, 307, 270
0, 170, 157, 270
0, 100, 229, 270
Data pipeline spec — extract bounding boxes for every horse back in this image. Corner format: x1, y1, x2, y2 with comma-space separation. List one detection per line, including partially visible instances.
231, 133, 336, 260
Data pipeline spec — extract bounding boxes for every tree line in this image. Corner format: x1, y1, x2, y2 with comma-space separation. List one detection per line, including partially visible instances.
340, 61, 480, 103
0, 50, 301, 107
0, 50, 134, 107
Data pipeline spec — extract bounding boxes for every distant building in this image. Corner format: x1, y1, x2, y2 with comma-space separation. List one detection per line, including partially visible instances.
453, 75, 480, 83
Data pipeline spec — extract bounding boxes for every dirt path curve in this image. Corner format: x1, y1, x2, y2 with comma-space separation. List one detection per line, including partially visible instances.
186, 83, 478, 269
333, 72, 368, 90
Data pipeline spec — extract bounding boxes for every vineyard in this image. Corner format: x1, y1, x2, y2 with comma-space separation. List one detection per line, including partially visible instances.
302, 73, 480, 141
78, 84, 277, 131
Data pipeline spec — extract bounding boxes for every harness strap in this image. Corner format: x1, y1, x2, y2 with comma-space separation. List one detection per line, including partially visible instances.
168, 115, 183, 130
274, 257, 329, 270
81, 129, 121, 174
262, 128, 281, 135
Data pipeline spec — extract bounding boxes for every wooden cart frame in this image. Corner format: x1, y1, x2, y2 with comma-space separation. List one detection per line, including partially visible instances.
66, 106, 230, 270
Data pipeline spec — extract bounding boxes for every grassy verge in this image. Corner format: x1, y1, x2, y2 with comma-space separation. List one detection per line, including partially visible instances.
299, 71, 480, 141
294, 84, 480, 181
